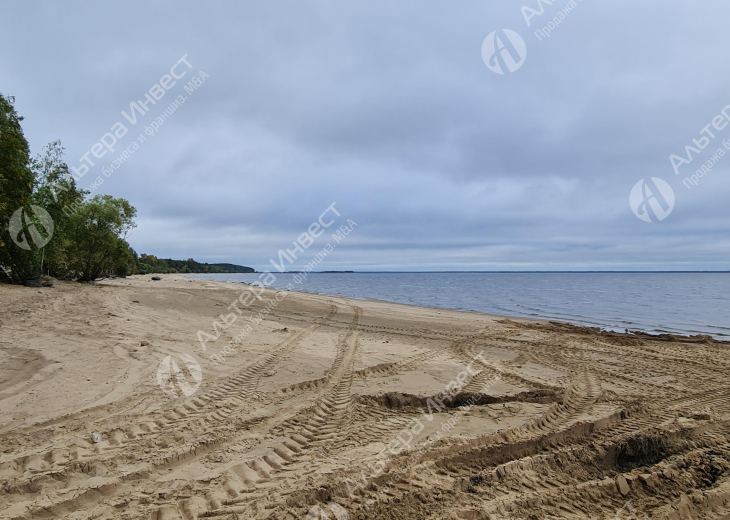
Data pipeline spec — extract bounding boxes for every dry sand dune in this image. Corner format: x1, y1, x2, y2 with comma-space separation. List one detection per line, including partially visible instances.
1, 276, 730, 519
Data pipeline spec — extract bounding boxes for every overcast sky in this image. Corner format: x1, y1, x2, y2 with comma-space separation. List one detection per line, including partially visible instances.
3, 0, 730, 271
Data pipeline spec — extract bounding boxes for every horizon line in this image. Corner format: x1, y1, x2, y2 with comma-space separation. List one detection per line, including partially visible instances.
313, 270, 730, 273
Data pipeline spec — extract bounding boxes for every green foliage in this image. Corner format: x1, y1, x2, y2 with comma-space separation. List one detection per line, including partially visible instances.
31, 140, 87, 278
0, 92, 135, 283
0, 94, 36, 283
113, 240, 137, 277
64, 195, 136, 281
135, 254, 254, 274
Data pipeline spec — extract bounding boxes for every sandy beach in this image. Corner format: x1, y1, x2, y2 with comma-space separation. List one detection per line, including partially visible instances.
1, 275, 729, 519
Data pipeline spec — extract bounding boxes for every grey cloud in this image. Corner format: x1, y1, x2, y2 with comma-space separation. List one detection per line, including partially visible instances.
2, 0, 729, 271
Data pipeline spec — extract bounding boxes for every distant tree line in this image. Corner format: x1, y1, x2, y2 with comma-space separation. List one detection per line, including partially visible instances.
135, 254, 254, 274
0, 93, 252, 284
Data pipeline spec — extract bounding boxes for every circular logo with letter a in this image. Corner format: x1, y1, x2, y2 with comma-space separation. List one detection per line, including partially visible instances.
8, 205, 54, 250
482, 29, 527, 74
306, 502, 350, 520
630, 177, 675, 223
157, 353, 203, 398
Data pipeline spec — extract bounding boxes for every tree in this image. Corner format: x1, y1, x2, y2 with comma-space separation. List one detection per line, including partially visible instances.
31, 140, 87, 277
0, 94, 140, 284
112, 241, 137, 277
64, 195, 137, 281
0, 94, 36, 283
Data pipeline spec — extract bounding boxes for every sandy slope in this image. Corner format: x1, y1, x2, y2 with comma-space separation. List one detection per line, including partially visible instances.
1, 275, 730, 519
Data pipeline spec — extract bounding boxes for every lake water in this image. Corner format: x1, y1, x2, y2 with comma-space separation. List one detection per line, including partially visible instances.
188, 272, 730, 339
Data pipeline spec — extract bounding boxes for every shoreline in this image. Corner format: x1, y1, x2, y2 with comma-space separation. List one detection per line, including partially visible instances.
184, 273, 730, 342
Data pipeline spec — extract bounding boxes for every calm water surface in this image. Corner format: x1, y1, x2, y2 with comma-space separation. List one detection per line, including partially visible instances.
188, 272, 730, 339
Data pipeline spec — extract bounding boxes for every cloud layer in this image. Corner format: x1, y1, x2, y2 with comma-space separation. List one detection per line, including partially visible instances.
3, 0, 729, 271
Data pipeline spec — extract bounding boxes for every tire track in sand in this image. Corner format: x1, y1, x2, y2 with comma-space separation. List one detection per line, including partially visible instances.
180, 302, 363, 519
1, 302, 341, 520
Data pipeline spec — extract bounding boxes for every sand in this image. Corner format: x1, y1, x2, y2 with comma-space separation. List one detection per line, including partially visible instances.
1, 275, 729, 519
